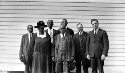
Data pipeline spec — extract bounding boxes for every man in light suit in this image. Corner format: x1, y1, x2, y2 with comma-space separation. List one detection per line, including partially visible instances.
74, 23, 90, 73
52, 26, 75, 73
45, 20, 59, 73
19, 25, 36, 73
86, 19, 109, 73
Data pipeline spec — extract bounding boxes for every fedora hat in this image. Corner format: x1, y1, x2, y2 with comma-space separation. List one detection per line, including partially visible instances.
34, 21, 47, 28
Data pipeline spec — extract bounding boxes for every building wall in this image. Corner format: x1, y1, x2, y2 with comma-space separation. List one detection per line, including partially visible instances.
0, 0, 125, 71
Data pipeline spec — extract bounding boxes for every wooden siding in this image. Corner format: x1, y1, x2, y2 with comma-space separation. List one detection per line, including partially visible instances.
0, 0, 125, 71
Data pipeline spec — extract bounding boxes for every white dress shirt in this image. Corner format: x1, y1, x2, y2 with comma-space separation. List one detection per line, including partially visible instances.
60, 33, 65, 38
94, 27, 99, 34
28, 33, 33, 42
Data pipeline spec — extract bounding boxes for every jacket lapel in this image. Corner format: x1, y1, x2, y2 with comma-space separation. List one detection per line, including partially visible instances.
75, 33, 79, 39
26, 34, 29, 43
91, 30, 95, 39
95, 28, 101, 38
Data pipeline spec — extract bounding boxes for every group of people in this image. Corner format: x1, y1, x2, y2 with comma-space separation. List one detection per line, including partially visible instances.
19, 19, 109, 73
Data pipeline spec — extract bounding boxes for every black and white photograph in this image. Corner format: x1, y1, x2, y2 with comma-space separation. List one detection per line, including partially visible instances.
0, 0, 125, 73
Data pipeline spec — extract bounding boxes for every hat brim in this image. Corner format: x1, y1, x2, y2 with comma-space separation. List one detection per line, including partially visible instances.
34, 25, 47, 28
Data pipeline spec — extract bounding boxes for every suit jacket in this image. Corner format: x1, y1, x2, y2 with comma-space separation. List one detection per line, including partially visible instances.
73, 31, 88, 60
58, 27, 74, 36
45, 29, 60, 38
19, 33, 37, 64
66, 27, 74, 36
86, 28, 109, 57
52, 34, 75, 61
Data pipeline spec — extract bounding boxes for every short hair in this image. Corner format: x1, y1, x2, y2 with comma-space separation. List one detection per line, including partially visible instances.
47, 20, 53, 23
76, 23, 83, 27
62, 19, 67, 21
91, 19, 98, 24
27, 25, 33, 29
47, 20, 54, 25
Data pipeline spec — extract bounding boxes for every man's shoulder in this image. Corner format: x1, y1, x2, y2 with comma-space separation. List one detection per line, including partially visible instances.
99, 28, 107, 34
88, 30, 93, 34
53, 29, 60, 32
55, 34, 60, 38
100, 28, 106, 32
22, 33, 28, 37
33, 33, 37, 37
83, 31, 88, 34
74, 32, 78, 36
66, 34, 73, 38
67, 27, 73, 31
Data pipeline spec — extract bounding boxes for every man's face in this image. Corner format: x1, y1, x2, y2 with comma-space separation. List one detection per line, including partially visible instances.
27, 25, 33, 33
47, 20, 53, 29
91, 20, 99, 29
61, 19, 67, 28
77, 24, 83, 32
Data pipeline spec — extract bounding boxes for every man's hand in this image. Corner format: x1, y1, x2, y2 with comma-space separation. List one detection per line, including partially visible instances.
52, 57, 55, 61
20, 56, 23, 62
87, 55, 90, 60
101, 55, 105, 60
71, 57, 74, 61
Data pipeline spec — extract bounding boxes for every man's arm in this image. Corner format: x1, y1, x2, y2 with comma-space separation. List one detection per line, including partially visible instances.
86, 33, 90, 60
19, 36, 23, 58
19, 35, 24, 62
71, 35, 75, 60
102, 30, 109, 56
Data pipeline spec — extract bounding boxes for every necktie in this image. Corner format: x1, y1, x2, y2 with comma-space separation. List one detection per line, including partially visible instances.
94, 31, 96, 38
63, 33, 64, 37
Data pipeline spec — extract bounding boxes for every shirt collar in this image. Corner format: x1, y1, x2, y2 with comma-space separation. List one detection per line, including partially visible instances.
47, 28, 53, 35
79, 31, 83, 35
37, 32, 46, 38
94, 27, 99, 34
60, 33, 65, 38
47, 28, 53, 31
28, 33, 33, 36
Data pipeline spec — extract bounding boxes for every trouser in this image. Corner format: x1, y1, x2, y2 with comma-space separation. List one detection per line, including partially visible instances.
52, 61, 56, 73
25, 61, 32, 73
25, 55, 32, 73
91, 56, 104, 73
75, 58, 90, 73
56, 59, 70, 73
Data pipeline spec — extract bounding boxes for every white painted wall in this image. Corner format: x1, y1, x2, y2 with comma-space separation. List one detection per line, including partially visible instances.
0, 0, 125, 72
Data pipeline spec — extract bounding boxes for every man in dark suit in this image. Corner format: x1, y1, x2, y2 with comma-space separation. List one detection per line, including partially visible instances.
45, 20, 59, 73
74, 23, 90, 73
19, 25, 36, 73
52, 26, 75, 73
86, 19, 109, 73
58, 19, 74, 36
